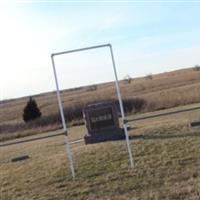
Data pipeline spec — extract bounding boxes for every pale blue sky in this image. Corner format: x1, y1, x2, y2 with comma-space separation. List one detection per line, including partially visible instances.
1, 1, 200, 99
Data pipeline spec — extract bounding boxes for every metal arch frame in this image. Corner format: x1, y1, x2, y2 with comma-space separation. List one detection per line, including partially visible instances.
51, 43, 134, 179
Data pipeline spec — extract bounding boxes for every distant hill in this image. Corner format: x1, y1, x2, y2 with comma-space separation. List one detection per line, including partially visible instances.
1, 66, 200, 141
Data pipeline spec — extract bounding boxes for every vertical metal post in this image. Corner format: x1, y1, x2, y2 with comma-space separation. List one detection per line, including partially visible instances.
51, 55, 75, 179
51, 43, 133, 174
109, 44, 134, 167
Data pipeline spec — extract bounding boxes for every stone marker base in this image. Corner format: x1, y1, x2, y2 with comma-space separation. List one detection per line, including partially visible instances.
11, 155, 30, 162
190, 121, 200, 127
84, 128, 125, 144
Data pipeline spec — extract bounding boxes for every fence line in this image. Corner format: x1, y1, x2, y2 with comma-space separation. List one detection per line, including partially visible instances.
127, 106, 200, 122
1, 105, 200, 148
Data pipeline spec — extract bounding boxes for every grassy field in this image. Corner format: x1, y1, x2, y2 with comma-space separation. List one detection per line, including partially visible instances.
2, 67, 200, 125
1, 105, 200, 200
1, 67, 200, 141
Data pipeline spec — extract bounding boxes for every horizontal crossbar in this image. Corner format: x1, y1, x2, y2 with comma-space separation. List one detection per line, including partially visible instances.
0, 132, 64, 147
51, 44, 111, 57
127, 106, 200, 122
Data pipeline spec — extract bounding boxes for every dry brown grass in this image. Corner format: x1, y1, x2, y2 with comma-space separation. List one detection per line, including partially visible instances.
1, 106, 200, 200
1, 67, 200, 141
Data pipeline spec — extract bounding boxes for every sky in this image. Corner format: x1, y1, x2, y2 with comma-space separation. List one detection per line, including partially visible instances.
1, 1, 200, 100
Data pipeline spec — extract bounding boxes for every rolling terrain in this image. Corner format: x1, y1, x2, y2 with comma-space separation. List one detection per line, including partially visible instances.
1, 104, 200, 200
1, 66, 200, 199
1, 67, 200, 141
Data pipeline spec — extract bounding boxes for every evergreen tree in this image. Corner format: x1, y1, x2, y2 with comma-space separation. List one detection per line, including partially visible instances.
23, 97, 41, 122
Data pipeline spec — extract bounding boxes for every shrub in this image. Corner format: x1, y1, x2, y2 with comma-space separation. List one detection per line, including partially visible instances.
122, 98, 146, 113
124, 75, 132, 84
1, 97, 146, 139
23, 97, 42, 122
85, 85, 98, 91
145, 73, 153, 80
86, 98, 146, 114
194, 65, 200, 71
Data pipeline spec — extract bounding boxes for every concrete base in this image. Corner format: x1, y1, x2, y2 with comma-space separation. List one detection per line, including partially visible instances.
190, 121, 200, 127
84, 128, 125, 144
11, 155, 30, 162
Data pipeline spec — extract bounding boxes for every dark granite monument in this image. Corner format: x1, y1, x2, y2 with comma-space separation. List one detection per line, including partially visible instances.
83, 102, 125, 144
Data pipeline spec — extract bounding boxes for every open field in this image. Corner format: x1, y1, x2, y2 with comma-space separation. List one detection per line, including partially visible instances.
1, 105, 200, 200
1, 67, 200, 141
1, 66, 200, 199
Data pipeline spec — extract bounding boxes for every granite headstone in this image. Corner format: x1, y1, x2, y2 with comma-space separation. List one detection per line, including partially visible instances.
83, 102, 125, 144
